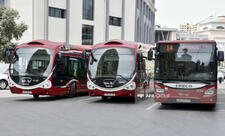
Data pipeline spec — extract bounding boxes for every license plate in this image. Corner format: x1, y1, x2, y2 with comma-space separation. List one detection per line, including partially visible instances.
104, 93, 115, 96
22, 91, 32, 94
176, 99, 191, 103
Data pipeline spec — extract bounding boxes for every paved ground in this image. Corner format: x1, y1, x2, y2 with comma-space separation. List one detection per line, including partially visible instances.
1, 83, 225, 136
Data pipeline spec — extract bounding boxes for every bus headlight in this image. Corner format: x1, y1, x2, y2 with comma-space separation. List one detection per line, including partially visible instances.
204, 87, 215, 95
9, 81, 15, 87
42, 80, 52, 89
124, 81, 136, 90
87, 81, 96, 90
155, 85, 164, 93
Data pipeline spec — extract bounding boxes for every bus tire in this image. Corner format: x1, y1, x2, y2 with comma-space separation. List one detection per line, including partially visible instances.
161, 103, 168, 106
69, 82, 77, 98
101, 96, 109, 101
0, 80, 8, 90
33, 94, 39, 100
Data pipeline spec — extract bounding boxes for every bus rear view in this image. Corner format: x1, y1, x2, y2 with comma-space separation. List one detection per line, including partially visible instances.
154, 41, 224, 105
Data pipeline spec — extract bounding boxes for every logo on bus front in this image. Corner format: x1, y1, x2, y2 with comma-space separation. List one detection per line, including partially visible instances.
175, 84, 193, 89
21, 77, 32, 85
103, 79, 116, 88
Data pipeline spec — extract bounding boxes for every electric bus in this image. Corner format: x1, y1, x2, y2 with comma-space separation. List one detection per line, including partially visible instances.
85, 40, 154, 101
153, 40, 224, 105
7, 40, 91, 99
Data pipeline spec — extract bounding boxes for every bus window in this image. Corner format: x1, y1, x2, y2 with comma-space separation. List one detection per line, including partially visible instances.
69, 58, 79, 79
68, 58, 87, 81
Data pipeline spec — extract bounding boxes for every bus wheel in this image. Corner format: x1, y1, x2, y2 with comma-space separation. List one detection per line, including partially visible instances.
0, 80, 8, 90
69, 83, 77, 98
101, 96, 109, 101
33, 94, 39, 100
161, 103, 168, 106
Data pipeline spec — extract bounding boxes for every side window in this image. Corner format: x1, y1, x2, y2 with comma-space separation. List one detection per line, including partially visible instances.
68, 58, 87, 81
69, 58, 79, 79
80, 60, 87, 80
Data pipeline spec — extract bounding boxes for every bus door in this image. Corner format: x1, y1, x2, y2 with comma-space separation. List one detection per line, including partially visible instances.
68, 58, 87, 91
53, 55, 70, 88
136, 53, 147, 98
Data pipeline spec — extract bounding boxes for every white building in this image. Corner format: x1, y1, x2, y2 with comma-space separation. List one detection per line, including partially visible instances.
197, 16, 225, 49
1, 0, 156, 45
176, 32, 208, 41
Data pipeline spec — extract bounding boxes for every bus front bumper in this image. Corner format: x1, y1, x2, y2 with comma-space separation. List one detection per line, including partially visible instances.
154, 92, 217, 105
88, 89, 136, 97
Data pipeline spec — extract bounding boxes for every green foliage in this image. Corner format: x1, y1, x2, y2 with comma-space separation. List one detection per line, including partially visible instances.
0, 5, 28, 63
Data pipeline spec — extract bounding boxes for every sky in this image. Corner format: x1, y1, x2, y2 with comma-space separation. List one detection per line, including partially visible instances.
155, 0, 225, 28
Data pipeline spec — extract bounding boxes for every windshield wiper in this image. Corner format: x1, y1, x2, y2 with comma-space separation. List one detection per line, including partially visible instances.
91, 75, 129, 82
115, 75, 129, 82
192, 80, 211, 84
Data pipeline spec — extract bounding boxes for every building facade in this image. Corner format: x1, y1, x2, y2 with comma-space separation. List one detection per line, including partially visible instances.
2, 0, 156, 45
176, 32, 208, 40
155, 25, 177, 43
179, 23, 199, 33
197, 16, 225, 52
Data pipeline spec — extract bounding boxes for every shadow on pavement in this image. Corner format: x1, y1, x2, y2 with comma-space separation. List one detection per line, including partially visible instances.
91, 97, 149, 104
158, 104, 216, 112
13, 92, 89, 102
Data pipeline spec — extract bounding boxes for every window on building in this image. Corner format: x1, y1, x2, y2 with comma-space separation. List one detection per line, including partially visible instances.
136, 0, 139, 9
49, 7, 66, 18
109, 16, 122, 27
83, 0, 94, 20
203, 27, 208, 30
216, 26, 225, 29
0, 0, 4, 5
82, 25, 94, 45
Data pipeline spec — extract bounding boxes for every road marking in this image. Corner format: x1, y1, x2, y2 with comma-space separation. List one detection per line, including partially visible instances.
76, 97, 99, 102
146, 103, 159, 111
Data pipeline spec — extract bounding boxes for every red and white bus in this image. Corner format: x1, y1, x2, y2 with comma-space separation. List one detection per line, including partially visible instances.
153, 40, 224, 105
86, 40, 154, 101
8, 40, 91, 99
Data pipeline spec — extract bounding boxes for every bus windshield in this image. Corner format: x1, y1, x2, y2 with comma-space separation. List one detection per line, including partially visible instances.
9, 47, 54, 86
88, 47, 135, 88
155, 43, 216, 81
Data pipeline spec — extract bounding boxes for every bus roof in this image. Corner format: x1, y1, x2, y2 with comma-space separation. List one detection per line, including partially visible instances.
17, 40, 64, 50
157, 40, 217, 44
69, 45, 92, 51
17, 40, 93, 51
93, 39, 152, 49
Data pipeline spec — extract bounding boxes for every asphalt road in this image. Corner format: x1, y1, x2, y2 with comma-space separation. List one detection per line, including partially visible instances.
1, 83, 225, 136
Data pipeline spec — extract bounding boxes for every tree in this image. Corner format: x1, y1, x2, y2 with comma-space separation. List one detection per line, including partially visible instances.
0, 5, 28, 63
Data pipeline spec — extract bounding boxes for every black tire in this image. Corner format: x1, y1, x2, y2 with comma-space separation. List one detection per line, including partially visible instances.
0, 80, 8, 90
209, 104, 216, 109
33, 94, 39, 100
219, 78, 222, 83
68, 82, 77, 98
161, 103, 168, 106
101, 96, 109, 101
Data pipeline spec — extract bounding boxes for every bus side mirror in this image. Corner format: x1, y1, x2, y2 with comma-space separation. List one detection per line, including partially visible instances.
148, 49, 153, 60
137, 53, 143, 62
82, 49, 91, 59
218, 51, 224, 61
82, 50, 87, 59
58, 52, 62, 59
2, 48, 6, 59
2, 47, 14, 60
